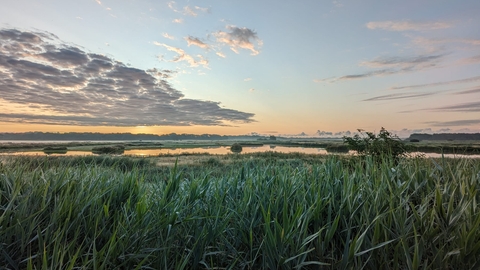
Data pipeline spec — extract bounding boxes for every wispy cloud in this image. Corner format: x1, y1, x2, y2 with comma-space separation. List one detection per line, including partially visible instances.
172, 18, 183, 24
0, 28, 254, 126
411, 36, 480, 47
183, 6, 210, 17
430, 101, 480, 112
332, 0, 344, 8
215, 52, 226, 58
162, 33, 175, 40
316, 53, 443, 83
366, 20, 452, 31
363, 92, 435, 101
185, 36, 210, 49
214, 25, 263, 55
390, 75, 480, 90
168, 2, 209, 17
153, 42, 209, 68
458, 55, 480, 65
409, 35, 480, 53
244, 78, 252, 82
360, 54, 443, 69
454, 87, 480, 95
329, 69, 394, 82
426, 119, 480, 127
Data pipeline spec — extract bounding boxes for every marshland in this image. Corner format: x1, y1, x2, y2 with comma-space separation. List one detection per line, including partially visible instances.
1, 137, 480, 269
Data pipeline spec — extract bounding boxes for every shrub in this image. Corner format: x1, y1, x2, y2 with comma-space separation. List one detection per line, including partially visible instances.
230, 143, 243, 153
343, 127, 407, 160
410, 139, 420, 142
203, 157, 223, 167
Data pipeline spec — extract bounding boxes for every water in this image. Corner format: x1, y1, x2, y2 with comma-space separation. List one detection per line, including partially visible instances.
2, 145, 479, 158
2, 145, 332, 156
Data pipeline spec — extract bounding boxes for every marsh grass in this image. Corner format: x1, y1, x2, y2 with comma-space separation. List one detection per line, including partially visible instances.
1, 155, 480, 269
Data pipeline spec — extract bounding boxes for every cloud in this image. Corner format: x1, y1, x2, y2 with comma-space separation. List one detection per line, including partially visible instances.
328, 69, 395, 82
459, 55, 480, 65
390, 75, 480, 90
315, 130, 333, 137
243, 78, 252, 82
0, 28, 254, 126
168, 2, 209, 17
314, 130, 353, 137
363, 92, 435, 101
162, 33, 175, 40
153, 42, 209, 68
316, 53, 444, 83
426, 119, 480, 127
214, 25, 263, 55
412, 36, 480, 47
366, 20, 452, 31
332, 1, 344, 8
454, 87, 480, 95
360, 54, 443, 69
183, 6, 210, 17
172, 18, 183, 24
215, 52, 226, 58
334, 131, 351, 136
409, 36, 480, 53
185, 36, 210, 49
430, 101, 480, 112
95, 0, 102, 5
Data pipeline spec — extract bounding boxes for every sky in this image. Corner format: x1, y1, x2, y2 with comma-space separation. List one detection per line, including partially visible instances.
0, 0, 479, 137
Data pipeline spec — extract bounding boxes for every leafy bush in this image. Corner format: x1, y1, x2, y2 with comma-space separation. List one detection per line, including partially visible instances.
202, 157, 223, 167
343, 127, 407, 160
230, 143, 243, 153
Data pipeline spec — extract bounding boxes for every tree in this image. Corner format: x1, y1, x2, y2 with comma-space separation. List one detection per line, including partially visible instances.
343, 128, 407, 160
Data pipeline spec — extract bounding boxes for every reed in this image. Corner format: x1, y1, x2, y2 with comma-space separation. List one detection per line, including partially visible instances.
1, 155, 479, 269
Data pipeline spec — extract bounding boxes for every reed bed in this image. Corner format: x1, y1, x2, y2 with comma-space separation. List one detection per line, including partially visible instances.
1, 155, 479, 269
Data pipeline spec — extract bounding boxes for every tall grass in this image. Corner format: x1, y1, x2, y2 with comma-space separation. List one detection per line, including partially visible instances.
1, 155, 479, 269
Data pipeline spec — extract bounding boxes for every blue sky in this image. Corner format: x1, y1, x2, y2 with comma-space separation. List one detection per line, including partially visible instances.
1, 0, 479, 137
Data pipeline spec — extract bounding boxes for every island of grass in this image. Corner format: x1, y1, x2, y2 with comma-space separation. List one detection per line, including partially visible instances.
42, 146, 68, 154
91, 144, 125, 154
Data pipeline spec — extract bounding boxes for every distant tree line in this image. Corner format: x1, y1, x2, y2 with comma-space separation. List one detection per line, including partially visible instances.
0, 132, 268, 141
408, 133, 480, 141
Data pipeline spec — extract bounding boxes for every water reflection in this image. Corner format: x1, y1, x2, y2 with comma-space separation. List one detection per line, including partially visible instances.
1, 145, 479, 158
7, 151, 93, 156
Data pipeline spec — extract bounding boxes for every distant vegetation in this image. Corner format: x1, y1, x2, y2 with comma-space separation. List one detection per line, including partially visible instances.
92, 144, 125, 154
43, 146, 68, 154
0, 132, 267, 141
408, 133, 480, 141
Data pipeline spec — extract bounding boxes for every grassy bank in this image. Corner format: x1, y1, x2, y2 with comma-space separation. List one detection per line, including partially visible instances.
1, 155, 480, 269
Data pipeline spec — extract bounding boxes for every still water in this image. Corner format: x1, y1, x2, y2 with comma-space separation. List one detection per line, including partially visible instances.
2, 145, 480, 158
